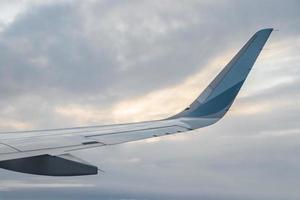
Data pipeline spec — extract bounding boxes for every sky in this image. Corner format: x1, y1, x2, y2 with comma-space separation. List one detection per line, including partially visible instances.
0, 0, 299, 199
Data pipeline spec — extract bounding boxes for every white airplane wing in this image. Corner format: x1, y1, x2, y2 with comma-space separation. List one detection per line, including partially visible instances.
0, 28, 273, 176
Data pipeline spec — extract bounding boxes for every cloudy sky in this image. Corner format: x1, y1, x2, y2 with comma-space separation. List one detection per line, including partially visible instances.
0, 0, 299, 199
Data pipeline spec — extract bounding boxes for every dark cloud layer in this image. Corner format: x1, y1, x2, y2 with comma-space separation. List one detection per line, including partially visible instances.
0, 0, 299, 101
0, 0, 299, 199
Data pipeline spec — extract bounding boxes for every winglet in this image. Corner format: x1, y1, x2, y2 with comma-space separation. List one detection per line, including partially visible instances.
171, 28, 273, 119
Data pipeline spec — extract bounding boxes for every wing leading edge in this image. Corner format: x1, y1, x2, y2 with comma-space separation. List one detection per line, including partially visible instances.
0, 29, 273, 176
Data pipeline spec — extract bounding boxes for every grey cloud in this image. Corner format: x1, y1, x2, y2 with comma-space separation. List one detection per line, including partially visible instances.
0, 0, 299, 200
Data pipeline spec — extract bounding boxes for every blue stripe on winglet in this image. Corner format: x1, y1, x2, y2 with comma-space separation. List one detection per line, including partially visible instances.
186, 80, 244, 117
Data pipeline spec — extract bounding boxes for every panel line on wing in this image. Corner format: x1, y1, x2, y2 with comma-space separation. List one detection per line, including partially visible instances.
84, 125, 191, 138
0, 142, 22, 152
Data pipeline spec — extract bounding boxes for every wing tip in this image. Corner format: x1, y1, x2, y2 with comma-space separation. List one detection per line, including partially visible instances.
170, 28, 273, 121
256, 28, 273, 35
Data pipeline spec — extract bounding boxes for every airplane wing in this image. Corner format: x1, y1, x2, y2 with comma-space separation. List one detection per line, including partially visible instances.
0, 28, 273, 176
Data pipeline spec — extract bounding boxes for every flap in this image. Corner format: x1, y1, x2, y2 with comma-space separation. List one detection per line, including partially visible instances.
0, 154, 98, 176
